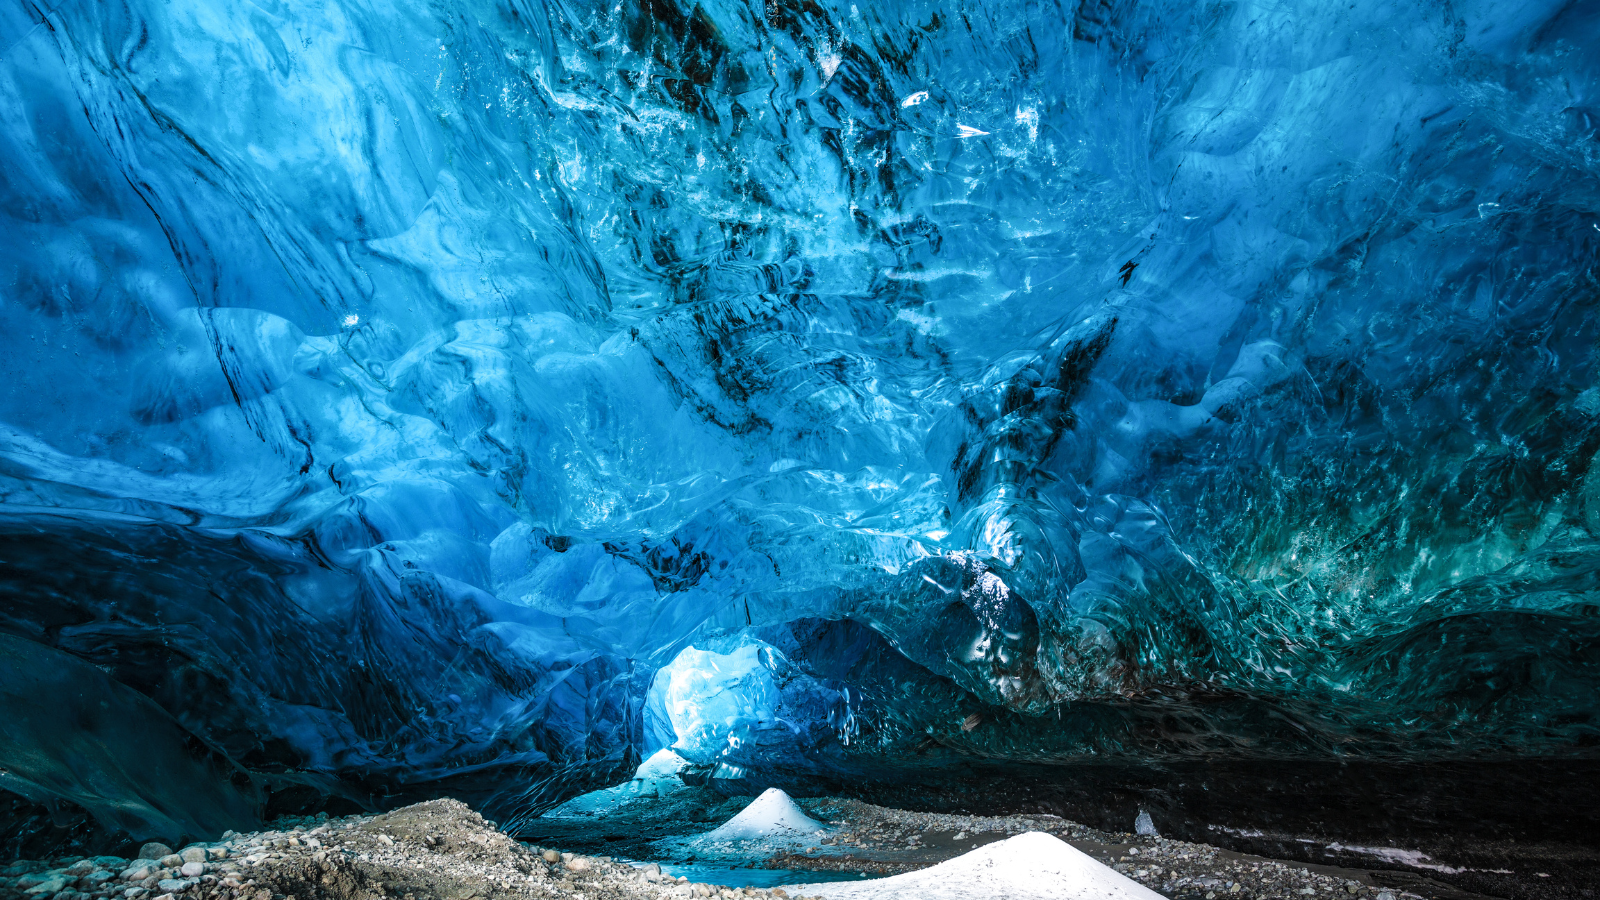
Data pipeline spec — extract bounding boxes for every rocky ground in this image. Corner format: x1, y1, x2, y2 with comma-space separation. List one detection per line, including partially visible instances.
773, 799, 1488, 900
0, 801, 806, 900
0, 795, 1506, 900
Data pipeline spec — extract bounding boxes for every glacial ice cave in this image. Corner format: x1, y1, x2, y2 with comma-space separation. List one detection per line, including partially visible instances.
1, 0, 1599, 893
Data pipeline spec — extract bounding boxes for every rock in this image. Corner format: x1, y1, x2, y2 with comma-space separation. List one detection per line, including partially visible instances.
157, 855, 182, 868
180, 862, 206, 878
567, 856, 592, 872
124, 888, 149, 899
137, 845, 172, 862
23, 875, 69, 895
156, 878, 191, 893
206, 848, 228, 861
542, 849, 561, 863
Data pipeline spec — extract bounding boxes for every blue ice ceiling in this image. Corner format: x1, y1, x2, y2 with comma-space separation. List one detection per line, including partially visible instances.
3, 0, 1600, 842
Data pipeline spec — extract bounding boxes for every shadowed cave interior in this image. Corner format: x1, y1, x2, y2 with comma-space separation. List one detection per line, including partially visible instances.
2, 0, 1599, 898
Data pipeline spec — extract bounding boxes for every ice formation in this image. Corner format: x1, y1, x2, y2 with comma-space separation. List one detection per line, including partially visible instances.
545, 750, 696, 817
1, 0, 1599, 845
790, 832, 1166, 900
651, 642, 782, 768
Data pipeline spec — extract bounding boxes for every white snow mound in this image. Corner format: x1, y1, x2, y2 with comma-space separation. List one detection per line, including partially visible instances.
790, 831, 1169, 900
698, 787, 825, 842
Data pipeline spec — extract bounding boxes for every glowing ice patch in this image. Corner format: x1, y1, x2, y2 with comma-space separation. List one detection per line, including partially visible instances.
956, 124, 989, 137
1015, 105, 1039, 141
817, 41, 841, 82
341, 314, 359, 327
658, 641, 781, 765
900, 91, 929, 108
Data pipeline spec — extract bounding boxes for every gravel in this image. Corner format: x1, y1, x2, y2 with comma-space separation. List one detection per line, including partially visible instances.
773, 798, 1440, 900
0, 797, 1479, 900
0, 801, 834, 900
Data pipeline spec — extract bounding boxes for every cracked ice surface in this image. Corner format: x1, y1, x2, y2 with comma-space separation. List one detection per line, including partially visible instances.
1, 0, 1600, 839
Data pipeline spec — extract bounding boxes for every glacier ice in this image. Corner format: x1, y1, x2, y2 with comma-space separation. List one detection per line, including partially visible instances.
2, 0, 1600, 846
545, 750, 696, 817
651, 641, 781, 769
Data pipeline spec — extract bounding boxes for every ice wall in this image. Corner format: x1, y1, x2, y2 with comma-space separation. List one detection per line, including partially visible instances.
2, 0, 1599, 844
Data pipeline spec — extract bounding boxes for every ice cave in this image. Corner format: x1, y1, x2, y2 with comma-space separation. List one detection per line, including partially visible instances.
1, 0, 1598, 898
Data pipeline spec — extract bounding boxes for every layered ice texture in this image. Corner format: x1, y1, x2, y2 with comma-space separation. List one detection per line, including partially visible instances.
2, 0, 1600, 843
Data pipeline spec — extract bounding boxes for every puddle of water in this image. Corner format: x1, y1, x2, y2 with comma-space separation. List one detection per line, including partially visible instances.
636, 863, 883, 889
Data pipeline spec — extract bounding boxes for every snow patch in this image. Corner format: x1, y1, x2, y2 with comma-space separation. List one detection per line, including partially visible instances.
1321, 843, 1511, 875
698, 788, 825, 843
791, 831, 1169, 900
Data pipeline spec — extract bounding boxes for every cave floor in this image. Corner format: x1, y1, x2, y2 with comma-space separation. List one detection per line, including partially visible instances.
0, 793, 1563, 900
520, 787, 1510, 900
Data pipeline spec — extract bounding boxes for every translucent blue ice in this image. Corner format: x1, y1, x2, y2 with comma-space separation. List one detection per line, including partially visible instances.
654, 641, 782, 771
1, 0, 1598, 840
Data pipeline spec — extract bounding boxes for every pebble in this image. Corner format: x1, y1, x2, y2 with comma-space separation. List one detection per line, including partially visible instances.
137, 844, 173, 861
180, 847, 209, 864
180, 862, 206, 877
120, 862, 156, 880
